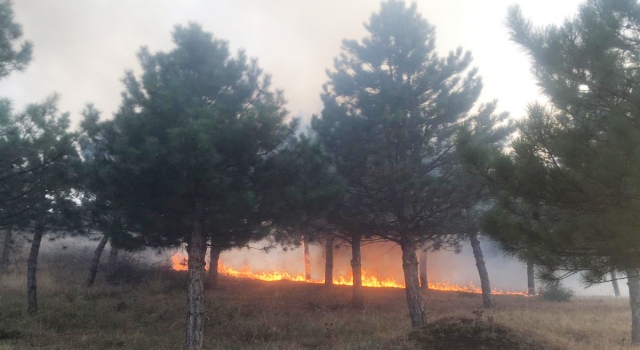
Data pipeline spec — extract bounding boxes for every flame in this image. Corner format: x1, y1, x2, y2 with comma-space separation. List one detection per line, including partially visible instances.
170, 252, 529, 296
171, 252, 189, 271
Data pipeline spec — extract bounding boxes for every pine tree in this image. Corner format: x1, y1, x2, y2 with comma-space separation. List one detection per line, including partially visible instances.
313, 0, 484, 327
77, 105, 145, 287
0, 3, 80, 301
467, 0, 640, 343
0, 0, 31, 80
103, 24, 294, 349
12, 96, 80, 315
262, 133, 345, 283
0, 0, 34, 232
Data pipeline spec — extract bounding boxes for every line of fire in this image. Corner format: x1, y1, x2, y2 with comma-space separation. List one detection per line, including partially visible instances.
170, 246, 530, 297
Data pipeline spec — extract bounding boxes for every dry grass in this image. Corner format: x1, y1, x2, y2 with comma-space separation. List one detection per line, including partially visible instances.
0, 253, 633, 349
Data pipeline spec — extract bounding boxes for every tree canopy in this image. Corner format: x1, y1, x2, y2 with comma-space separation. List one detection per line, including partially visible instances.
93, 23, 296, 349
313, 0, 489, 327
456, 0, 640, 343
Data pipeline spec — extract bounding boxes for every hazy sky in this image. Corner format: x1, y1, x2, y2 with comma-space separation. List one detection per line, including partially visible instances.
0, 0, 584, 128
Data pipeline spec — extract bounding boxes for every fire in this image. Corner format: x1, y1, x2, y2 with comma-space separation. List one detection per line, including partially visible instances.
170, 252, 529, 296
171, 252, 189, 271
333, 269, 405, 288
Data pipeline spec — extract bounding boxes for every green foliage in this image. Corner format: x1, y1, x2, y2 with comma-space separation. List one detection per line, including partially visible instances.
0, 95, 79, 232
313, 0, 486, 244
474, 0, 640, 282
539, 282, 574, 302
76, 105, 144, 251
262, 133, 346, 245
100, 23, 296, 248
0, 0, 31, 78
0, 1, 82, 240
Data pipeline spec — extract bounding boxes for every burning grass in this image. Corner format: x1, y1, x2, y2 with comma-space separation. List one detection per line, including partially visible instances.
0, 252, 634, 349
172, 251, 530, 296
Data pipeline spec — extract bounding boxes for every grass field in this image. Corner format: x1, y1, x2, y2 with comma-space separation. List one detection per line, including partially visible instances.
0, 253, 633, 350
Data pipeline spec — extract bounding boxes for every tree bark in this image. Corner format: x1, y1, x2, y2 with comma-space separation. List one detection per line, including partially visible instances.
207, 244, 221, 289
419, 249, 428, 292
469, 231, 493, 308
401, 237, 426, 327
527, 258, 536, 296
27, 224, 44, 315
351, 234, 364, 309
611, 270, 621, 297
0, 226, 12, 274
325, 238, 333, 286
627, 269, 640, 344
303, 235, 311, 281
106, 243, 119, 282
186, 217, 206, 350
85, 234, 109, 287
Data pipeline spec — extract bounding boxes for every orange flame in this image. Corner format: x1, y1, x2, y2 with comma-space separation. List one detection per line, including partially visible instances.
170, 252, 529, 296
171, 252, 189, 271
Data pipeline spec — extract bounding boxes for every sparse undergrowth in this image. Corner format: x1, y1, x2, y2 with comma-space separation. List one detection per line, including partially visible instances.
540, 283, 574, 303
0, 255, 633, 350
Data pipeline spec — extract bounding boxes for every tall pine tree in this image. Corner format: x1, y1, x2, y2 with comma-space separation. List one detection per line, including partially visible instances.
313, 0, 483, 327
466, 0, 640, 343
104, 24, 295, 349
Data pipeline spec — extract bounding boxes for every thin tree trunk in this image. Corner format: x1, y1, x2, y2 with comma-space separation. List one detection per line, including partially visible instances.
469, 231, 493, 308
186, 217, 206, 350
303, 236, 311, 281
527, 258, 536, 296
611, 270, 621, 297
85, 234, 109, 287
627, 269, 640, 344
27, 224, 44, 315
419, 249, 428, 292
0, 226, 12, 274
325, 238, 333, 286
351, 233, 364, 309
106, 243, 119, 282
400, 237, 426, 327
207, 244, 221, 289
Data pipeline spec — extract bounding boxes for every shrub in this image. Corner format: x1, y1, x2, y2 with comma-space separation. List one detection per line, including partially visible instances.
539, 282, 573, 302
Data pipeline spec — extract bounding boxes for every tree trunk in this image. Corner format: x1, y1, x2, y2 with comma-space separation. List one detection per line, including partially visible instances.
207, 245, 221, 289
106, 243, 119, 282
627, 269, 640, 344
351, 234, 364, 309
469, 231, 493, 308
303, 236, 311, 281
527, 258, 536, 296
611, 270, 621, 297
419, 249, 428, 292
325, 238, 333, 286
27, 224, 44, 315
400, 237, 426, 327
0, 226, 12, 274
85, 234, 109, 287
186, 218, 206, 350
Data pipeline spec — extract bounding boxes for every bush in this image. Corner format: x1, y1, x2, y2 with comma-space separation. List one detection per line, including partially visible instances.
539, 282, 573, 302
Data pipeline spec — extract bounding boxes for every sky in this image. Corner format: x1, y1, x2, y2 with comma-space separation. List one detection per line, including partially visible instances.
0, 0, 584, 128
5, 0, 619, 295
